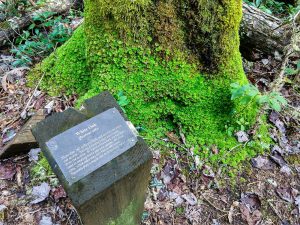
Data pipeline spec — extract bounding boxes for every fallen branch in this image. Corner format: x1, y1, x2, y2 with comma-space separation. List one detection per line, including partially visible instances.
0, 0, 71, 47
241, 3, 294, 56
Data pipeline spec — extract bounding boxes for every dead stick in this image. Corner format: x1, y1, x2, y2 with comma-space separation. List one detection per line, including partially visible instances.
201, 194, 229, 213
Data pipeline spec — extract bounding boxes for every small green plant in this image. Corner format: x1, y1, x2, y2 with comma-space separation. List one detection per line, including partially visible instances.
285, 60, 300, 75
11, 11, 73, 67
231, 82, 288, 112
0, 0, 29, 19
30, 154, 53, 182
175, 207, 185, 215
117, 91, 130, 112
244, 0, 296, 17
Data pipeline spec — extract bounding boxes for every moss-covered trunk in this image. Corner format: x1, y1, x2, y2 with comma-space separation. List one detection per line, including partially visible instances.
84, 0, 243, 72
29, 0, 267, 168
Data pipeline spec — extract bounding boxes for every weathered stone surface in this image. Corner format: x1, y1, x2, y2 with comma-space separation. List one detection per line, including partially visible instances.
32, 91, 152, 225
0, 110, 45, 159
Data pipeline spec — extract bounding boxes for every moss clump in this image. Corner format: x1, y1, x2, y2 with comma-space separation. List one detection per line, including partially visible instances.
28, 0, 271, 168
176, 0, 243, 71
0, 21, 10, 30
30, 153, 53, 182
286, 154, 300, 165
28, 26, 89, 96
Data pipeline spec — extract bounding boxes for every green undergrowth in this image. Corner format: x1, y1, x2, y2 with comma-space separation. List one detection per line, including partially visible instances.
28, 0, 273, 170
30, 153, 55, 184
29, 26, 89, 95
28, 24, 272, 169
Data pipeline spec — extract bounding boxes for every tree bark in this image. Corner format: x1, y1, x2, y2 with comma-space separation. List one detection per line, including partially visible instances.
0, 0, 71, 47
0, 1, 293, 57
240, 3, 293, 56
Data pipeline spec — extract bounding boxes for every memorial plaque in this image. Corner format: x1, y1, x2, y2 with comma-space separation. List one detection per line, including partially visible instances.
45, 107, 137, 185
33, 92, 152, 225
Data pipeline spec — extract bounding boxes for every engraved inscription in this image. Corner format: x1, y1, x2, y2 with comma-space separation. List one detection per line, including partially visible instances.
46, 108, 137, 185
62, 125, 126, 177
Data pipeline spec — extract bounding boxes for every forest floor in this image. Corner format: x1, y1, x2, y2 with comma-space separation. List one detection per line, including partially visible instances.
1, 44, 300, 225
1, 3, 300, 225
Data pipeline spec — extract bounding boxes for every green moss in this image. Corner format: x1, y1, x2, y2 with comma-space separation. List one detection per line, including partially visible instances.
0, 21, 10, 30
286, 154, 300, 165
177, 0, 243, 71
30, 153, 53, 182
28, 0, 271, 168
28, 25, 89, 96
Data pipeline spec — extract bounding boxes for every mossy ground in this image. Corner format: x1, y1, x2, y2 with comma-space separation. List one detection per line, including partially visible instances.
28, 0, 272, 169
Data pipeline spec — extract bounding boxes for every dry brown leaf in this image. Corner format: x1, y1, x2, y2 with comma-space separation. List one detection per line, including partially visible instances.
0, 162, 16, 180
16, 166, 22, 187
1, 74, 8, 92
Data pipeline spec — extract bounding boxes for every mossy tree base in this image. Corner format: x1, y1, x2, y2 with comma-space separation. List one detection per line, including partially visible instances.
29, 0, 271, 168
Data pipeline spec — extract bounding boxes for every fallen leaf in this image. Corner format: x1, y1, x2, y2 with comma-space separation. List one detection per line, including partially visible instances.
33, 90, 42, 97
240, 204, 262, 225
276, 187, 293, 203
157, 188, 168, 201
280, 165, 292, 176
281, 220, 291, 225
267, 179, 278, 187
212, 219, 221, 225
211, 145, 219, 154
39, 215, 53, 225
2, 129, 16, 144
269, 111, 286, 134
1, 74, 8, 92
251, 156, 274, 170
166, 132, 181, 145
270, 151, 287, 167
178, 124, 186, 145
182, 193, 197, 206
31, 182, 50, 204
0, 163, 16, 180
241, 193, 261, 212
295, 195, 300, 213
262, 59, 269, 65
175, 196, 184, 206
28, 148, 41, 162
228, 202, 236, 224
16, 166, 22, 187
185, 206, 201, 224
235, 131, 249, 143
161, 162, 175, 185
45, 100, 55, 114
5, 67, 29, 78
272, 145, 284, 155
52, 186, 66, 202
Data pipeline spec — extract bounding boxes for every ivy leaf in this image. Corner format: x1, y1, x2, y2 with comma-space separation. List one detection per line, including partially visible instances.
255, 0, 262, 7
275, 95, 287, 105
257, 95, 269, 105
240, 95, 252, 105
285, 67, 297, 75
269, 99, 281, 112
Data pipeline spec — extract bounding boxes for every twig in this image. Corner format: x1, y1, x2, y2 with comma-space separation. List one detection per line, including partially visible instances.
28, 0, 37, 7
268, 201, 283, 222
201, 194, 229, 213
20, 72, 45, 118
270, 49, 294, 92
